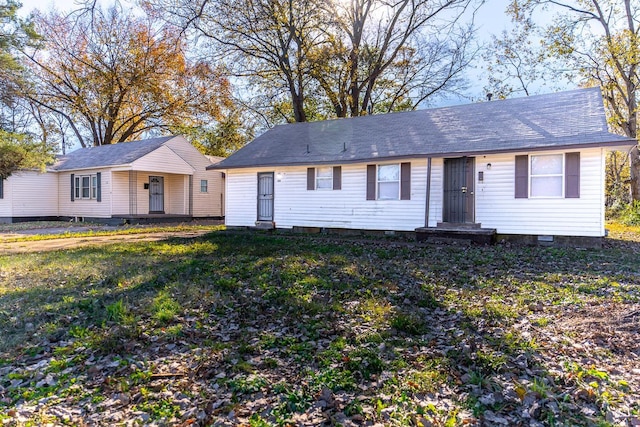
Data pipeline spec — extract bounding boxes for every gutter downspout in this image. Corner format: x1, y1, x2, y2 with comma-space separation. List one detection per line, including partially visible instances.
425, 157, 432, 227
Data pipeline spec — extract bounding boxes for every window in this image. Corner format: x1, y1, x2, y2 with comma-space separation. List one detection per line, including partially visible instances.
91, 175, 98, 199
530, 154, 563, 197
307, 166, 341, 190
377, 164, 400, 200
515, 153, 580, 199
74, 174, 98, 200
315, 167, 333, 190
200, 179, 208, 193
366, 163, 411, 200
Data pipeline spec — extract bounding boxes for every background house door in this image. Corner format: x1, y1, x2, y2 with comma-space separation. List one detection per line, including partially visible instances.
149, 176, 164, 213
443, 157, 475, 223
257, 172, 274, 221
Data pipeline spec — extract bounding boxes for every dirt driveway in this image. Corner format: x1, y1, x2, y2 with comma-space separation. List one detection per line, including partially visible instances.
0, 223, 220, 254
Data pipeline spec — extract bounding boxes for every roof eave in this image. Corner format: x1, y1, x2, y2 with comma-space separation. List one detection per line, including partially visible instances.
208, 139, 636, 170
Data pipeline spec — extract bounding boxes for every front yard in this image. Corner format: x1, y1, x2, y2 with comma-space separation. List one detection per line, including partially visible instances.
0, 226, 638, 426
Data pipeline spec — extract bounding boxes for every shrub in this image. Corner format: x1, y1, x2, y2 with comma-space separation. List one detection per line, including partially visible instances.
617, 201, 640, 225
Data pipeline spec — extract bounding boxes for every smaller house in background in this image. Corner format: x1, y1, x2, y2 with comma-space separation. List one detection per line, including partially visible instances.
0, 135, 224, 223
209, 87, 635, 244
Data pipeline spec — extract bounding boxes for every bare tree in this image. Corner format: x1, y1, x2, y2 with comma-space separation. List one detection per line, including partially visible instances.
145, 0, 480, 122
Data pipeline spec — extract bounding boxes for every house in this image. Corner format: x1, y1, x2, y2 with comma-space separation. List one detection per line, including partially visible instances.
0, 135, 225, 223
208, 88, 635, 244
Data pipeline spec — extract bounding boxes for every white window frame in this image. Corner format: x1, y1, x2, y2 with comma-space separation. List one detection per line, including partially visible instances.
377, 163, 400, 200
315, 166, 333, 190
530, 154, 564, 198
75, 174, 97, 200
200, 179, 208, 193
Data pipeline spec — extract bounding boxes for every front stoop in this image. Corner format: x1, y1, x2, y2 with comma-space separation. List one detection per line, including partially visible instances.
415, 226, 497, 245
254, 221, 275, 230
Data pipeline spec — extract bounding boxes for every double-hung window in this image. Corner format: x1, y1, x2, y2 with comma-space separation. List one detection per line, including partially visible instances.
515, 152, 580, 199
200, 179, 208, 193
377, 164, 400, 200
307, 166, 341, 190
366, 162, 411, 200
315, 167, 333, 190
530, 154, 563, 197
74, 174, 98, 200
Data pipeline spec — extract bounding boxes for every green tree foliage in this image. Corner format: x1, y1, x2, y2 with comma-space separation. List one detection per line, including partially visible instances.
0, 130, 53, 178
172, 110, 255, 158
22, 4, 235, 148
606, 150, 631, 212
0, 1, 53, 177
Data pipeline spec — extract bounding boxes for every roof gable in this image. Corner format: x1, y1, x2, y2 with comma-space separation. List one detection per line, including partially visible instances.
129, 145, 195, 174
211, 88, 635, 169
54, 136, 178, 171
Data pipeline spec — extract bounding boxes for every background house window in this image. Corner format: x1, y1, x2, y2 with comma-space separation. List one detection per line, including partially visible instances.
315, 167, 333, 190
74, 174, 97, 199
91, 175, 98, 199
81, 176, 91, 198
530, 154, 563, 197
200, 180, 208, 193
377, 164, 400, 200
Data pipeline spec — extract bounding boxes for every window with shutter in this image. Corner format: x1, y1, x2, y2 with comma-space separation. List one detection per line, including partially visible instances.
366, 163, 411, 200
515, 153, 580, 199
307, 166, 341, 190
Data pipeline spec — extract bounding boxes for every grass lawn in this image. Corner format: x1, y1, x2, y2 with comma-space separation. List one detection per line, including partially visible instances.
0, 225, 638, 426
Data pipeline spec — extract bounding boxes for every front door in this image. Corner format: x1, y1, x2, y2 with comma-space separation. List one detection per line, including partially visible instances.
443, 157, 474, 223
149, 176, 164, 213
257, 172, 274, 221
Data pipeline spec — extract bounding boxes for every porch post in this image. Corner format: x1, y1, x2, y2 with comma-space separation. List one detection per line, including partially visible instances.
188, 175, 193, 216
129, 170, 137, 215
425, 157, 432, 227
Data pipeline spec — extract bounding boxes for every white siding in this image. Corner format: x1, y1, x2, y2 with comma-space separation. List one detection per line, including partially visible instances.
0, 177, 12, 217
58, 169, 112, 218
226, 160, 429, 231
165, 137, 225, 217
111, 171, 130, 215
9, 171, 59, 217
226, 148, 607, 237
475, 148, 605, 237
166, 174, 186, 215
427, 158, 443, 227
226, 170, 258, 226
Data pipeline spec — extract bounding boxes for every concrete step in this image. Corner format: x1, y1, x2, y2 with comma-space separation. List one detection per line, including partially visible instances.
415, 226, 497, 245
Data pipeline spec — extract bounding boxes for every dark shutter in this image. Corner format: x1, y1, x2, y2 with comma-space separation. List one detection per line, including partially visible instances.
400, 162, 411, 200
565, 152, 580, 198
96, 172, 102, 202
366, 165, 376, 200
307, 167, 315, 190
515, 155, 528, 198
0, 178, 3, 199
333, 166, 342, 190
70, 174, 75, 202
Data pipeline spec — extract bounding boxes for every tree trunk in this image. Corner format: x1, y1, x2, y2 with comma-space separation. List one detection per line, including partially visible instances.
629, 145, 640, 201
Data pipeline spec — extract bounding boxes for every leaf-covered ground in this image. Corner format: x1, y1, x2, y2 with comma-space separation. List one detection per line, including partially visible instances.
0, 227, 639, 426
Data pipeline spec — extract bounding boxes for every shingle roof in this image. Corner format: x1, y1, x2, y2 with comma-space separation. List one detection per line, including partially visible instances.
54, 136, 177, 171
209, 88, 635, 170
